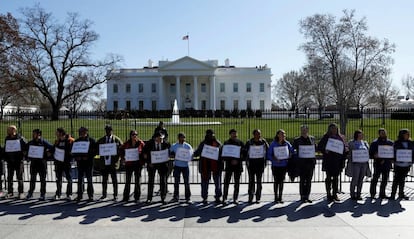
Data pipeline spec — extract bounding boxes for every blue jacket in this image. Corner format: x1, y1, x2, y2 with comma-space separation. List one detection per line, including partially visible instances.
267, 140, 294, 167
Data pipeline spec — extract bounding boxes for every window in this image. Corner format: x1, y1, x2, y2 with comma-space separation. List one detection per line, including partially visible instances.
126, 84, 131, 93
220, 83, 225, 93
151, 83, 156, 93
113, 101, 118, 111
152, 100, 157, 111
260, 100, 265, 110
220, 100, 225, 110
201, 83, 206, 93
233, 100, 238, 110
246, 83, 251, 93
233, 83, 238, 93
201, 100, 206, 110
185, 83, 191, 93
138, 83, 144, 93
246, 100, 252, 110
126, 100, 131, 110
170, 83, 176, 94
113, 84, 118, 93
138, 100, 144, 110
259, 83, 265, 93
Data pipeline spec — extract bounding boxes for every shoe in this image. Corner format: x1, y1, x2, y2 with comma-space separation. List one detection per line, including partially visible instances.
6, 193, 14, 199
326, 195, 333, 202
113, 196, 118, 201
0, 191, 4, 198
26, 193, 33, 200
54, 195, 61, 200
19, 193, 25, 200
122, 198, 129, 203
134, 199, 140, 204
185, 199, 193, 204
75, 196, 82, 202
255, 200, 260, 204
161, 200, 167, 205
357, 196, 363, 201
145, 199, 152, 205
39, 195, 45, 201
99, 195, 107, 201
66, 195, 72, 201
279, 199, 284, 204
248, 199, 253, 204
306, 199, 313, 203
202, 199, 208, 205
215, 198, 222, 204
233, 200, 239, 205
87, 197, 94, 202
370, 194, 375, 198
333, 195, 341, 202
389, 195, 396, 200
170, 198, 179, 203
398, 195, 409, 200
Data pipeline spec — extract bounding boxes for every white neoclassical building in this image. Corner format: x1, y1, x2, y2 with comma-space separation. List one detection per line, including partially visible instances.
106, 56, 272, 111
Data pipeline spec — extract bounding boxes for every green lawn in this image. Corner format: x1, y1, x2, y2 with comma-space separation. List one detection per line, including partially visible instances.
0, 116, 412, 146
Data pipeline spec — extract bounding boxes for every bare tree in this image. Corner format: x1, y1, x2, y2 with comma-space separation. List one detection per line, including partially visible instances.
299, 9, 395, 134
274, 70, 308, 113
11, 5, 122, 120
370, 74, 399, 125
401, 74, 414, 99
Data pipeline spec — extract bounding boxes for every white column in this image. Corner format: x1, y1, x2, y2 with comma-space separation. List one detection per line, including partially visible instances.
175, 75, 181, 108
158, 77, 164, 109
210, 76, 216, 110
193, 76, 198, 110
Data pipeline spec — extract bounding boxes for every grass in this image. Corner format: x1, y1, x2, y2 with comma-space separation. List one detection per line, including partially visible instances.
0, 116, 413, 146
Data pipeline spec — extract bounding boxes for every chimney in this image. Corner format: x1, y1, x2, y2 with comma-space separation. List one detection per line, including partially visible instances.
148, 59, 153, 68
225, 58, 230, 67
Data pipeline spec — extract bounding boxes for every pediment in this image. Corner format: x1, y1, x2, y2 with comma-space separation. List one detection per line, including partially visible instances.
159, 56, 215, 71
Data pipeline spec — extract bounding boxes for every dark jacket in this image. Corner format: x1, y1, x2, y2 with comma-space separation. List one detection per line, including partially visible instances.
3, 135, 27, 163
26, 138, 53, 161
143, 139, 170, 166
97, 134, 123, 168
221, 138, 245, 172
369, 137, 393, 170
317, 134, 347, 176
244, 138, 269, 170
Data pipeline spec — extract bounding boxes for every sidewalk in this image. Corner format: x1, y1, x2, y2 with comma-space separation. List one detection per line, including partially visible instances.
0, 181, 414, 239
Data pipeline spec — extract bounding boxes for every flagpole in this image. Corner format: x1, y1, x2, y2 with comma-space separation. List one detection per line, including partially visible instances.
187, 32, 190, 56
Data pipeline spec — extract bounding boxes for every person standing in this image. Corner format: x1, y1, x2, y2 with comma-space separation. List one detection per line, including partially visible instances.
153, 121, 169, 142
348, 130, 371, 200
390, 129, 414, 200
267, 129, 294, 203
293, 125, 317, 203
369, 128, 394, 199
72, 127, 97, 202
170, 132, 193, 203
26, 129, 52, 200
119, 130, 145, 203
52, 128, 74, 200
245, 129, 269, 204
97, 125, 123, 201
143, 131, 170, 204
317, 123, 347, 202
4, 125, 27, 199
194, 129, 222, 205
221, 129, 244, 205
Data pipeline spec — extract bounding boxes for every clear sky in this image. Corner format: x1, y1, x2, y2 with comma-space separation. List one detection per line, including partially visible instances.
1, 0, 412, 93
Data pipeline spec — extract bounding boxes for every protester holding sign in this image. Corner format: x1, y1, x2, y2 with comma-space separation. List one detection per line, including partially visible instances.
293, 125, 317, 203
221, 129, 244, 205
245, 129, 269, 204
97, 125, 123, 201
3, 125, 27, 199
143, 131, 170, 205
317, 123, 347, 202
170, 132, 193, 203
347, 130, 371, 201
119, 130, 145, 203
194, 129, 222, 205
26, 129, 52, 200
369, 128, 394, 199
390, 129, 414, 200
52, 128, 74, 200
72, 127, 97, 202
267, 129, 294, 203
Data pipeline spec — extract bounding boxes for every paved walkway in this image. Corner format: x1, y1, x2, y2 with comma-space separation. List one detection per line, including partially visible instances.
1, 182, 414, 239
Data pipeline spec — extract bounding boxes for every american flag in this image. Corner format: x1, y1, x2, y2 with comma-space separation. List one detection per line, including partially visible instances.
182, 35, 189, 40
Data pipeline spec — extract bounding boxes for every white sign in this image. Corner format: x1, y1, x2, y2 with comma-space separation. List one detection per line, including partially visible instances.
71, 141, 90, 154
378, 145, 394, 159
396, 149, 413, 163
325, 138, 344, 155
5, 139, 21, 153
248, 145, 265, 159
352, 149, 370, 163
28, 145, 44, 159
273, 146, 289, 160
99, 143, 117, 156
201, 144, 220, 161
221, 145, 241, 158
298, 145, 316, 158
175, 147, 193, 162
151, 149, 169, 164
54, 148, 65, 162
125, 148, 139, 161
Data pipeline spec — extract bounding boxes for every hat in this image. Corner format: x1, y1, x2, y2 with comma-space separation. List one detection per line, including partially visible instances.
177, 132, 186, 138
105, 125, 112, 130
206, 129, 215, 136
154, 131, 165, 138
78, 126, 88, 132
229, 129, 237, 134
33, 129, 42, 135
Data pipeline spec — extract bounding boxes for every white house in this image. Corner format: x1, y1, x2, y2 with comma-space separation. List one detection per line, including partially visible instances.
106, 56, 272, 111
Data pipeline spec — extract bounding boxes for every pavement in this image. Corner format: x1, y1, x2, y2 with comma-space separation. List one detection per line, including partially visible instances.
1, 181, 414, 239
